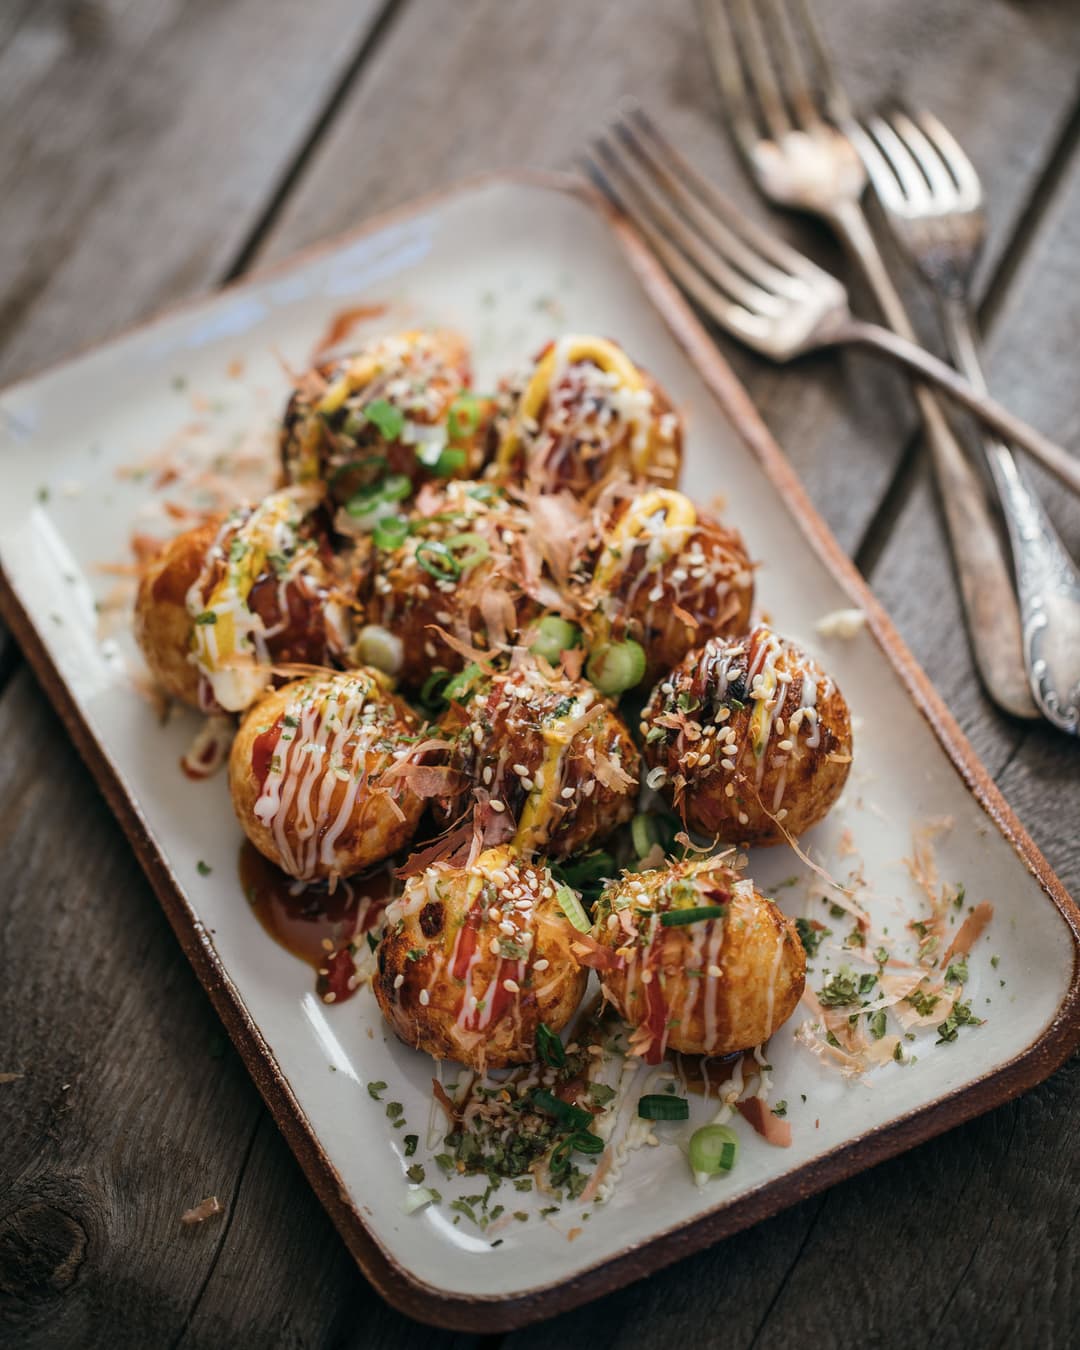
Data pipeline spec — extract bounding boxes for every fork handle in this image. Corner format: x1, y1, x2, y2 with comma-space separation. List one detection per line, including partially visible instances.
940, 298, 1080, 734
835, 318, 1080, 498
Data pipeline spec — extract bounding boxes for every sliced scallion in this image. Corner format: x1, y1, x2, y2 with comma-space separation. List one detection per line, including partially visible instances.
364, 398, 406, 440
556, 883, 591, 933
688, 1124, 738, 1175
536, 1022, 566, 1068
638, 1094, 690, 1121
445, 531, 490, 574
432, 446, 467, 477
380, 473, 412, 503
531, 1089, 592, 1132
660, 904, 727, 928
586, 639, 646, 695
373, 515, 409, 550
631, 812, 661, 859
530, 615, 581, 665
443, 662, 483, 703
415, 540, 461, 580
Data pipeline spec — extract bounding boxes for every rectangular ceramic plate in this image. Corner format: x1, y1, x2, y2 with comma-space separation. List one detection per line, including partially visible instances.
2, 175, 1078, 1332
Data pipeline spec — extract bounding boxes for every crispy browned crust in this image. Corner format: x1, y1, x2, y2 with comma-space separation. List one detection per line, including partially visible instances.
373, 855, 588, 1069
133, 518, 222, 708
437, 665, 641, 861
594, 860, 806, 1056
279, 331, 492, 503
643, 627, 852, 846
229, 675, 424, 881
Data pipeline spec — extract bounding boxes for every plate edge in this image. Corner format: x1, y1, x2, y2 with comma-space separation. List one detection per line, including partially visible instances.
2, 167, 1079, 1333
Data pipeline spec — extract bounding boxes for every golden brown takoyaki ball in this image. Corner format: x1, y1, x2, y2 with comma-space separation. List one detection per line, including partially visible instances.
436, 661, 640, 861
574, 488, 754, 688
134, 490, 356, 713
373, 847, 588, 1069
134, 517, 222, 708
279, 330, 493, 505
489, 335, 682, 497
587, 855, 805, 1062
642, 625, 852, 846
229, 670, 425, 882
358, 480, 541, 687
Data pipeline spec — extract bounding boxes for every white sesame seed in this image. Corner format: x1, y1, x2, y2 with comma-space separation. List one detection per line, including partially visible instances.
533, 958, 550, 971
503, 978, 520, 993
490, 799, 505, 812
738, 811, 749, 825
561, 786, 575, 799
393, 974, 404, 989
419, 988, 430, 1006
482, 766, 493, 785
708, 964, 722, 977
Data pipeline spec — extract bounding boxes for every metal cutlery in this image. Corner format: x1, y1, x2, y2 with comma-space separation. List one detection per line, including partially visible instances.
854, 106, 1080, 731
696, 0, 1041, 720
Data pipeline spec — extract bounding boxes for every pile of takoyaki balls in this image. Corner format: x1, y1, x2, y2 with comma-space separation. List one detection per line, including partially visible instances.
135, 329, 853, 1072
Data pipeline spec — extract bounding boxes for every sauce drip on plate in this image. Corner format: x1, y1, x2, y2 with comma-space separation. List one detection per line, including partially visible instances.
239, 841, 393, 1002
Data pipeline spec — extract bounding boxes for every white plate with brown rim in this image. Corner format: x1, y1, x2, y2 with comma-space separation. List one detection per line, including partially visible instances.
1, 172, 1078, 1331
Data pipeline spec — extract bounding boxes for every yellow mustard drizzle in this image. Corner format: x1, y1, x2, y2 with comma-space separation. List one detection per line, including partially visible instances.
511, 700, 588, 853
590, 488, 697, 591
495, 335, 648, 472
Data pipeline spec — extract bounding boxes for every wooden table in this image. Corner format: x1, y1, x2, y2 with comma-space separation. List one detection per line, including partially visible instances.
2, 2, 1078, 1345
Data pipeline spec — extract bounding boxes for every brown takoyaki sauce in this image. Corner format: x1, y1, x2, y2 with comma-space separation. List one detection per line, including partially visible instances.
239, 841, 393, 1003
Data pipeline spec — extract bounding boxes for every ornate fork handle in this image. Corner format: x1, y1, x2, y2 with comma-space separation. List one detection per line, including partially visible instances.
942, 300, 1080, 734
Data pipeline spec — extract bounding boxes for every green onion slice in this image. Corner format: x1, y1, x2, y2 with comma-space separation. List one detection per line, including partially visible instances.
380, 473, 412, 503
415, 540, 462, 580
419, 669, 452, 711
373, 515, 410, 550
556, 883, 591, 933
569, 1130, 604, 1154
638, 1094, 690, 1121
364, 398, 406, 440
432, 446, 467, 477
688, 1123, 738, 1175
631, 812, 661, 859
536, 1023, 566, 1068
443, 662, 484, 704
445, 531, 490, 574
660, 904, 727, 928
531, 1089, 592, 1132
531, 615, 581, 665
586, 639, 647, 695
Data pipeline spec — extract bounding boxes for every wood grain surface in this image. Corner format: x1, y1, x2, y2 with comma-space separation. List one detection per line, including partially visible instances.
1, 1, 1078, 1346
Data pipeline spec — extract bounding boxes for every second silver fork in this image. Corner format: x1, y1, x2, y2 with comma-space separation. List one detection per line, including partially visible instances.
856, 107, 1080, 734
699, 0, 1040, 721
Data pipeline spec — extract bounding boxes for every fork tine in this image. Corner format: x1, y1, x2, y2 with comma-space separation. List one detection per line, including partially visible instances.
582, 144, 766, 346
765, 0, 824, 130
596, 129, 789, 317
885, 109, 956, 204
696, 0, 764, 164
847, 116, 908, 212
912, 109, 984, 211
623, 105, 831, 288
866, 114, 931, 211
723, 0, 793, 142
787, 0, 853, 123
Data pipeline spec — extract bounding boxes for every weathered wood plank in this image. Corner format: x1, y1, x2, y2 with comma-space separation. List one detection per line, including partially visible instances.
0, 0, 388, 385
255, 0, 1080, 554
3, 2, 1080, 1345
512, 83, 1080, 1350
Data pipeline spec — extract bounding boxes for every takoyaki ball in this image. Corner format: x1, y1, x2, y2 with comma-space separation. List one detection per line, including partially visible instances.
229, 669, 424, 883
588, 855, 805, 1063
358, 480, 541, 687
280, 330, 493, 505
437, 662, 640, 861
136, 486, 357, 714
134, 517, 222, 707
642, 625, 852, 846
374, 846, 588, 1070
489, 335, 682, 497
575, 488, 754, 689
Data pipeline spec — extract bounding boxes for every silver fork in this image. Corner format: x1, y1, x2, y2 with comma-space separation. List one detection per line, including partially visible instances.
855, 107, 1080, 731
697, 0, 1039, 721
585, 113, 1078, 467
